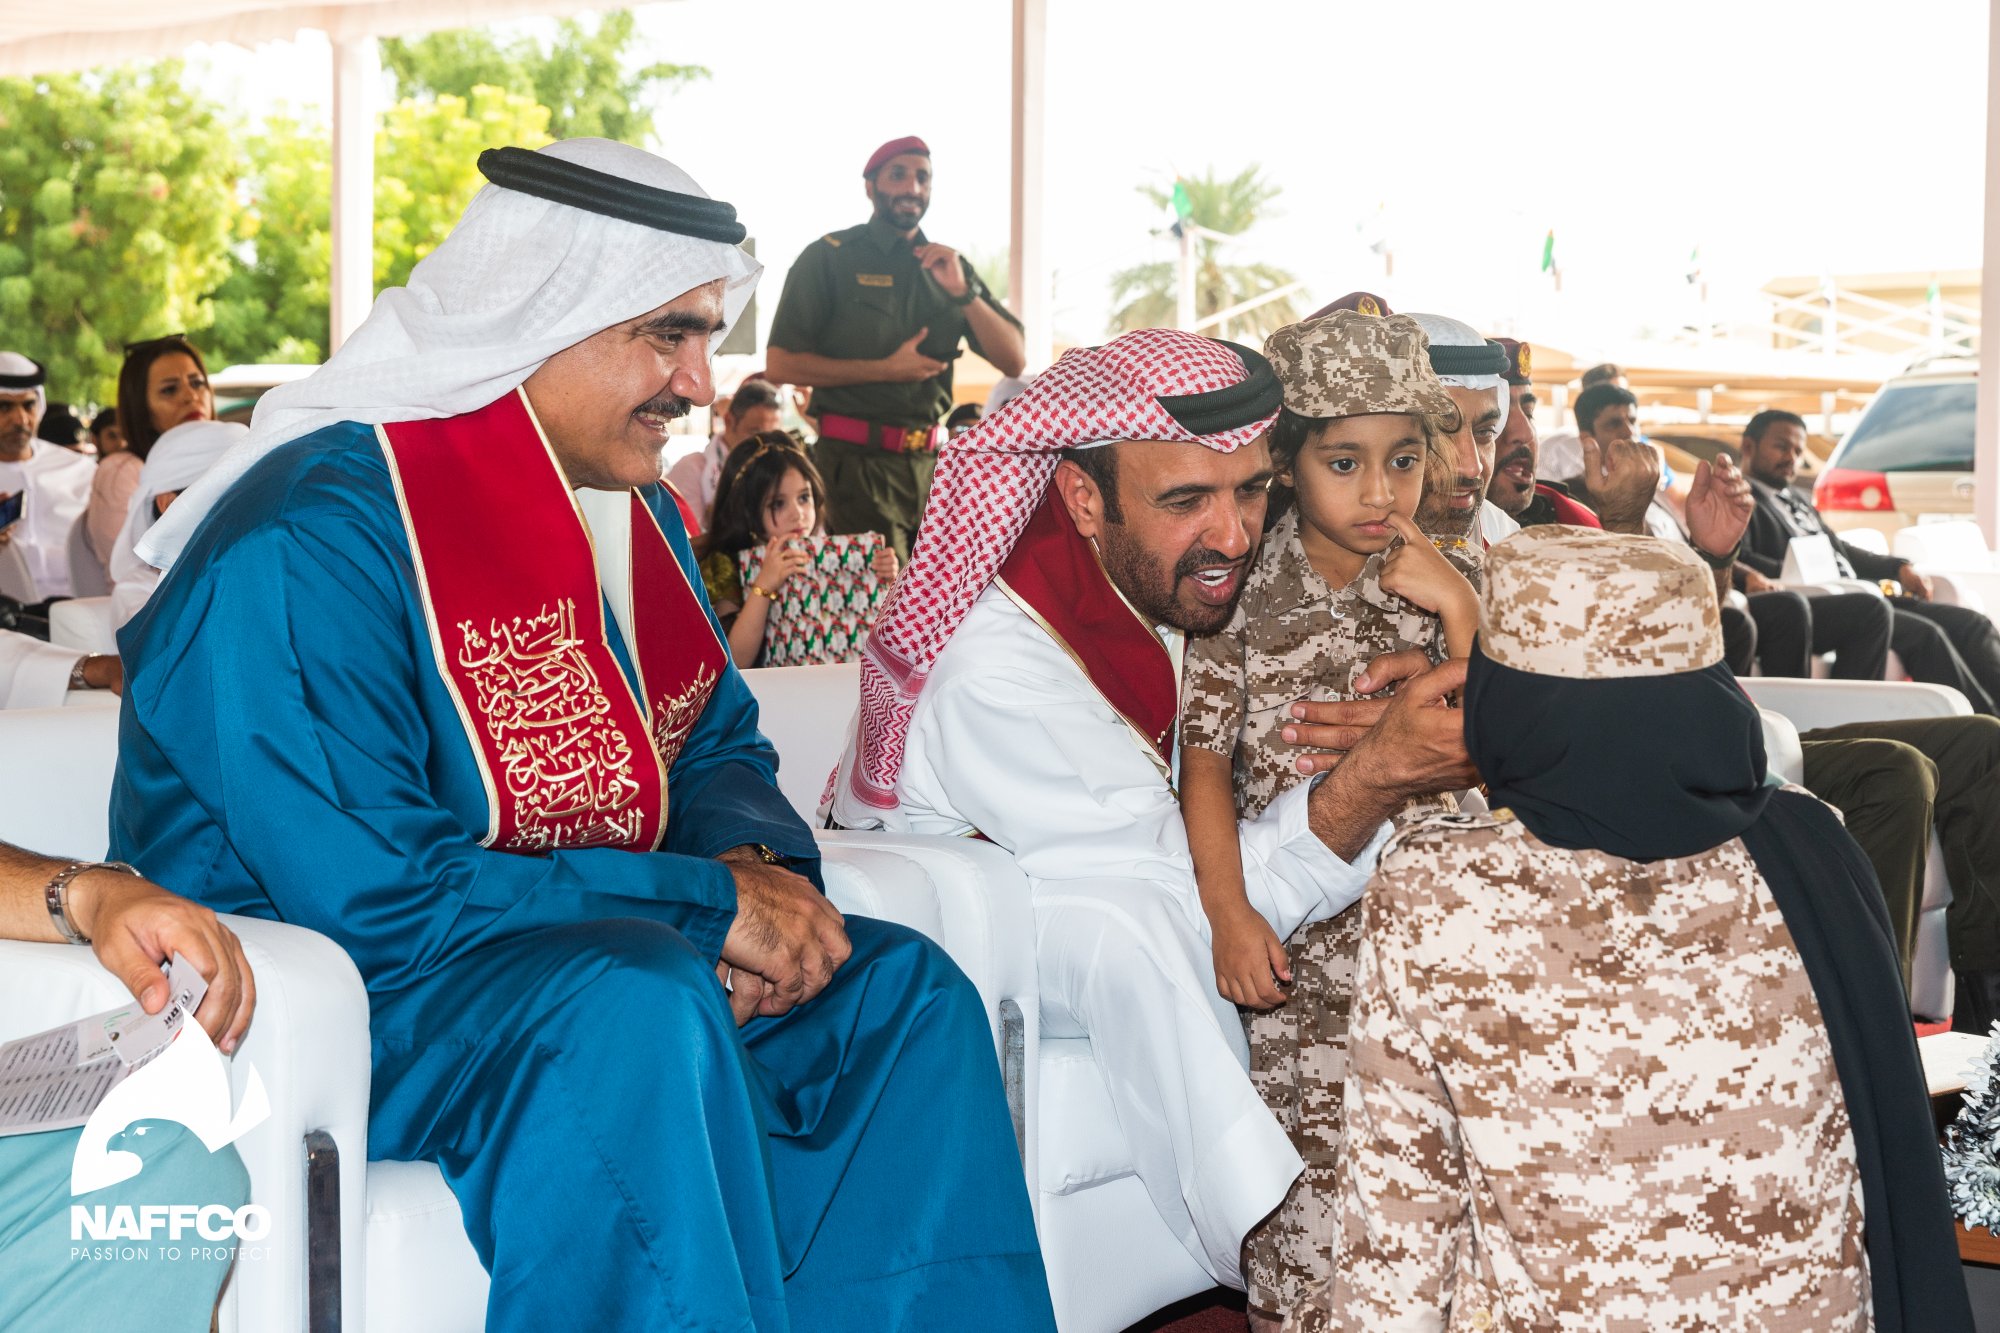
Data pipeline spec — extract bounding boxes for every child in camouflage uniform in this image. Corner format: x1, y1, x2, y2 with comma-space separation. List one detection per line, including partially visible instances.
1176, 309, 1477, 1326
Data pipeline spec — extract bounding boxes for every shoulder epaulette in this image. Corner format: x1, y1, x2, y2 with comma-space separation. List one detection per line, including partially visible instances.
1383, 806, 1515, 859
822, 234, 842, 247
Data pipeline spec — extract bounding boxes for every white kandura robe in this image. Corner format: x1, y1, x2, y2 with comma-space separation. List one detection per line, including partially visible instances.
0, 629, 80, 708
0, 442, 94, 601
851, 584, 1389, 1287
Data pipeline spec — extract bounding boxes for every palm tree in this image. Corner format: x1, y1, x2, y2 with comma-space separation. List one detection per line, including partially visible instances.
1108, 165, 1301, 340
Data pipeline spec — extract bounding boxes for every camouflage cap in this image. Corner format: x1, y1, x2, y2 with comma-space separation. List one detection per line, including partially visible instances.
1263, 311, 1459, 422
1481, 526, 1723, 679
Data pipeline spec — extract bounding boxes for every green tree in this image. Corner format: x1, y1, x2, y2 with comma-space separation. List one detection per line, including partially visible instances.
0, 66, 240, 402
381, 11, 704, 145
1107, 165, 1301, 341
209, 87, 551, 368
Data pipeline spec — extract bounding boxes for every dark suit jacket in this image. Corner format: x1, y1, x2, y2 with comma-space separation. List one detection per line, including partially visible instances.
1740, 481, 1906, 584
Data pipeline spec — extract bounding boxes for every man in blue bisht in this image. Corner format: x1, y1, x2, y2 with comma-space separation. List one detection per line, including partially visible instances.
111, 139, 1055, 1333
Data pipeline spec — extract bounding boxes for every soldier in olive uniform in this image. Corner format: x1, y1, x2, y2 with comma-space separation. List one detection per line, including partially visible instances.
766, 136, 1026, 559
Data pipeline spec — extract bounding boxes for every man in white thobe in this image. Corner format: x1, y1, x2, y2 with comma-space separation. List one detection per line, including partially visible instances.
827, 328, 1476, 1287
0, 353, 93, 604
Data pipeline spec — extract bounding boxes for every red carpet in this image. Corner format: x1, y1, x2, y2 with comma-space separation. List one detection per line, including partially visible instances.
1123, 1287, 1245, 1333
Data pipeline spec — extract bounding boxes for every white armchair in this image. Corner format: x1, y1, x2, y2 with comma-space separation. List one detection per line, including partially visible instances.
1739, 676, 1973, 1020
48, 595, 118, 655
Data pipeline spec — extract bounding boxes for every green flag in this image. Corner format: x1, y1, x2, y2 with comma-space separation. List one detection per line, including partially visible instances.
1540, 229, 1556, 273
1171, 179, 1193, 223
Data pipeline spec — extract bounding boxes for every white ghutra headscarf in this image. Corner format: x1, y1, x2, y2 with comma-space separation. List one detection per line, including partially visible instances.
141, 138, 762, 570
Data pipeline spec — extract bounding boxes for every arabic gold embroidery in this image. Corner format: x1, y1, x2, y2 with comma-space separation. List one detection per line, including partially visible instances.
652, 662, 719, 771
457, 599, 644, 851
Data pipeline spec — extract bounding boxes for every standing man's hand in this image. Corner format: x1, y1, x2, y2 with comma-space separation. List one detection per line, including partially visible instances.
879, 329, 946, 383
718, 847, 851, 1017
912, 244, 970, 299
1899, 563, 1935, 602
79, 654, 123, 695
1683, 452, 1753, 559
1300, 657, 1477, 863
1577, 435, 1661, 533
68, 871, 257, 1054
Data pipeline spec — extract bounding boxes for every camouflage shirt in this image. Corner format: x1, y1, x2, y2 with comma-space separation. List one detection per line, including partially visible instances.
1181, 506, 1447, 821
1180, 505, 1455, 1317
1288, 810, 1871, 1333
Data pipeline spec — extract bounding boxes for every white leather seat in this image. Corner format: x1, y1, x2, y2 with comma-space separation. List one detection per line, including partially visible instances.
1740, 676, 1972, 1020
48, 594, 117, 654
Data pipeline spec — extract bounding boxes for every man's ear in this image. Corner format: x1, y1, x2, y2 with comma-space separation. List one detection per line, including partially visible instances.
1054, 459, 1105, 541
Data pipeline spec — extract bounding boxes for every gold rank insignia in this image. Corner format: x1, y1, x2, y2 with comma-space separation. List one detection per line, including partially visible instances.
1357, 295, 1381, 316
823, 234, 841, 246
857, 274, 894, 287
1518, 343, 1533, 377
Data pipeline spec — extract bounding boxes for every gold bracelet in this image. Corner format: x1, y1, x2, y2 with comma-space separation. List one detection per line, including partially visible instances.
748, 583, 777, 601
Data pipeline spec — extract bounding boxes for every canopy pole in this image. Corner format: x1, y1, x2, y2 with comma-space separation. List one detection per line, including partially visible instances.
329, 35, 379, 354
1008, 0, 1049, 370
1977, 0, 2000, 544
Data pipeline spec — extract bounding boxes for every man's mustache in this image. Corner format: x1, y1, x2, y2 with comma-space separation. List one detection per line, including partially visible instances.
1497, 445, 1533, 471
633, 394, 691, 421
1174, 546, 1244, 580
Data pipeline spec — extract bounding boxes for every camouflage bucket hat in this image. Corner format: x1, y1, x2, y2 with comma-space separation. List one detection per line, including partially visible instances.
1481, 526, 1723, 679
1262, 310, 1459, 421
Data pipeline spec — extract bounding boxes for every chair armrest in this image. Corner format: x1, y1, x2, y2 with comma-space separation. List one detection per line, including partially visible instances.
1739, 677, 1974, 732
814, 830, 1041, 1174
815, 830, 1038, 1014
1920, 567, 2000, 615
219, 916, 372, 1333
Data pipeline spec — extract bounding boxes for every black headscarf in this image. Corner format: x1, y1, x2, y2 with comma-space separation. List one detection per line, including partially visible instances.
1463, 648, 1768, 860
1463, 642, 1971, 1332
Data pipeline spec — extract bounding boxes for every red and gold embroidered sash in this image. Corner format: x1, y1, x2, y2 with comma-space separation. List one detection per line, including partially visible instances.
992, 483, 1178, 769
379, 389, 725, 853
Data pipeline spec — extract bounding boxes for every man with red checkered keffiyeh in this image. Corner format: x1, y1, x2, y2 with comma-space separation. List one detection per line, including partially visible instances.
826, 327, 1476, 1289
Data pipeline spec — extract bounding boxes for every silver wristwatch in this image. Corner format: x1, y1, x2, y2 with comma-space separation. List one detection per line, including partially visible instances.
68, 656, 90, 691
44, 860, 138, 945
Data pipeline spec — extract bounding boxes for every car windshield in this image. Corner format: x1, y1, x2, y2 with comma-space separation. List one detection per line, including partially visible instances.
1836, 380, 1976, 473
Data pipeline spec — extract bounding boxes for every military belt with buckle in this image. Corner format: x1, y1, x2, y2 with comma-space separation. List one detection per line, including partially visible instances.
818, 411, 943, 455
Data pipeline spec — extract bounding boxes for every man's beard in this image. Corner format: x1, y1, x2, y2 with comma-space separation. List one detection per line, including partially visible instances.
0, 426, 31, 460
873, 193, 927, 230
1097, 520, 1243, 636
1415, 477, 1483, 537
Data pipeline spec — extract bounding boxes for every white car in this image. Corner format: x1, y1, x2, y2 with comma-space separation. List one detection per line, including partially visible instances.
1814, 356, 1977, 541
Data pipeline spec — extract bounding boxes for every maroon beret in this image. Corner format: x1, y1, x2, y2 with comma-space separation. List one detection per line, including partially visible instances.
1493, 336, 1533, 386
1307, 291, 1393, 319
863, 136, 930, 179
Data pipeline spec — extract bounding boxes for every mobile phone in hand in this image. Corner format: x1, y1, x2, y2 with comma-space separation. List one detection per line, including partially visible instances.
0, 491, 22, 532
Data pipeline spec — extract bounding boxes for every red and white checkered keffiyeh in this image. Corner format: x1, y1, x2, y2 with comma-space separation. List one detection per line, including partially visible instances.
827, 328, 1279, 819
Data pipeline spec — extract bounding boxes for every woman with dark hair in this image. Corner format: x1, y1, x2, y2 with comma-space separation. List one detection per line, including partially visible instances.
116, 336, 214, 463
85, 338, 215, 575
695, 431, 895, 666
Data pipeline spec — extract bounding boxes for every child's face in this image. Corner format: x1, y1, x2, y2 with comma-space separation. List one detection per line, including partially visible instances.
1281, 413, 1427, 556
762, 466, 817, 541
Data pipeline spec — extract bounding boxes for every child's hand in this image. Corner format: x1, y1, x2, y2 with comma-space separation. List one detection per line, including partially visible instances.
870, 542, 900, 583
752, 535, 812, 596
1211, 903, 1291, 1010
1377, 512, 1476, 616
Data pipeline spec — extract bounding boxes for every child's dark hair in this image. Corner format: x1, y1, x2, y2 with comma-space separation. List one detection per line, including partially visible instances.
1263, 408, 1450, 528
697, 431, 827, 560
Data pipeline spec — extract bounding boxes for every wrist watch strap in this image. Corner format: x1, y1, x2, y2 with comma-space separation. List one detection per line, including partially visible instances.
44, 860, 139, 945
